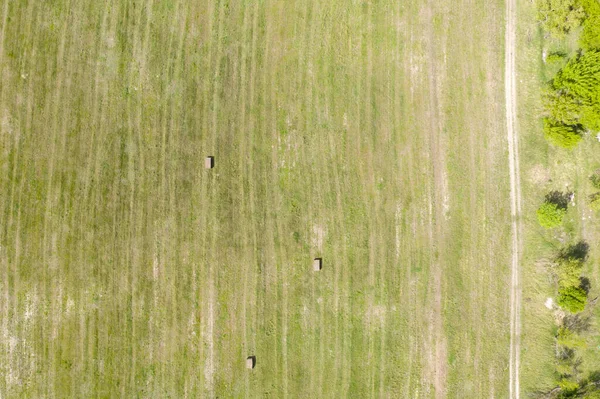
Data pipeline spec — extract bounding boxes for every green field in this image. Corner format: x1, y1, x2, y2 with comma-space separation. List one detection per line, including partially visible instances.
0, 0, 516, 397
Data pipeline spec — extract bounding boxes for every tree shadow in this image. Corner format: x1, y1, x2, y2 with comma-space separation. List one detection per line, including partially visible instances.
545, 190, 571, 210
559, 241, 590, 262
580, 277, 592, 295
563, 313, 592, 334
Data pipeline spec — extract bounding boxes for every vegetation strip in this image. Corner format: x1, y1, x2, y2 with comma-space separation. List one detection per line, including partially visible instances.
530, 0, 600, 397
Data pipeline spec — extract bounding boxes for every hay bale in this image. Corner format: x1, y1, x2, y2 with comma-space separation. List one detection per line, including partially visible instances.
205, 156, 214, 169
246, 356, 255, 369
313, 258, 322, 271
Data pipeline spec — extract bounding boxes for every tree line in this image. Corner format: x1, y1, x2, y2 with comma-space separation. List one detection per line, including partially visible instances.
533, 1, 600, 397
538, 0, 600, 149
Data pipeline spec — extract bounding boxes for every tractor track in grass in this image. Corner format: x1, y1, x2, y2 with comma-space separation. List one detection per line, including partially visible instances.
505, 0, 522, 396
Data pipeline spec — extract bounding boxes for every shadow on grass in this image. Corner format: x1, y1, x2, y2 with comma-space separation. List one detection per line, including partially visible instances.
545, 190, 571, 210
559, 241, 590, 262
580, 277, 592, 295
563, 313, 592, 334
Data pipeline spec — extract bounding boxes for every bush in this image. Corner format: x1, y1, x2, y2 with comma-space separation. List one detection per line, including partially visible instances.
551, 51, 600, 132
580, 386, 600, 398
536, 0, 585, 37
589, 193, 600, 211
555, 356, 577, 376
547, 51, 568, 64
542, 88, 582, 126
557, 258, 584, 288
557, 326, 586, 349
590, 171, 600, 189
580, 104, 600, 132
558, 377, 580, 394
579, 0, 600, 14
580, 14, 600, 51
543, 119, 583, 149
538, 201, 567, 228
558, 286, 588, 313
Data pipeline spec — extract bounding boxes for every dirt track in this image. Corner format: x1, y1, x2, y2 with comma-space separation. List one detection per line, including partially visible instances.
505, 0, 523, 396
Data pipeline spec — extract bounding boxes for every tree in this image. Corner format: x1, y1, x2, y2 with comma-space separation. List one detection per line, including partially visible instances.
538, 201, 568, 228
543, 119, 583, 149
552, 51, 600, 132
542, 50, 600, 147
536, 0, 585, 37
542, 88, 582, 126
580, 14, 600, 51
579, 0, 600, 14
558, 286, 588, 313
557, 258, 584, 288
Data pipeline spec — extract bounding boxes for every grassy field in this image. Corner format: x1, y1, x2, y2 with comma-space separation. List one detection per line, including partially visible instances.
517, 0, 600, 395
0, 0, 514, 397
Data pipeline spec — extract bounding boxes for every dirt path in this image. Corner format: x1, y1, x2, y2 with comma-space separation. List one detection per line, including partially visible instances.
505, 0, 522, 396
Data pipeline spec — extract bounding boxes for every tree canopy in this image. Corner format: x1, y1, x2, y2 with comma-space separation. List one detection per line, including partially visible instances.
538, 201, 568, 228
557, 285, 588, 313
542, 50, 600, 147
543, 119, 583, 149
536, 0, 586, 37
552, 51, 600, 130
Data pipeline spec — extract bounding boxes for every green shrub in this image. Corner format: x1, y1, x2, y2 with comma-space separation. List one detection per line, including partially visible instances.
580, 14, 600, 51
542, 88, 581, 126
537, 201, 567, 228
551, 51, 600, 132
547, 51, 568, 64
589, 193, 600, 211
579, 0, 600, 15
580, 385, 600, 398
590, 171, 600, 189
555, 357, 576, 376
557, 285, 588, 313
543, 119, 583, 149
557, 258, 584, 288
558, 378, 580, 395
557, 326, 586, 348
536, 0, 585, 37
580, 104, 600, 131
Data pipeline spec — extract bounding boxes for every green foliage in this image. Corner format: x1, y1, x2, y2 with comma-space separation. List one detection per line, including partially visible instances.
590, 171, 600, 189
581, 390, 600, 399
555, 355, 579, 377
558, 377, 580, 393
558, 286, 588, 313
579, 0, 600, 15
547, 51, 569, 64
581, 387, 600, 399
537, 201, 567, 228
557, 327, 586, 349
536, 0, 586, 37
542, 88, 583, 126
557, 258, 584, 288
551, 51, 600, 131
543, 51, 600, 147
580, 14, 600, 51
590, 193, 600, 211
576, 374, 600, 398
543, 119, 583, 149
